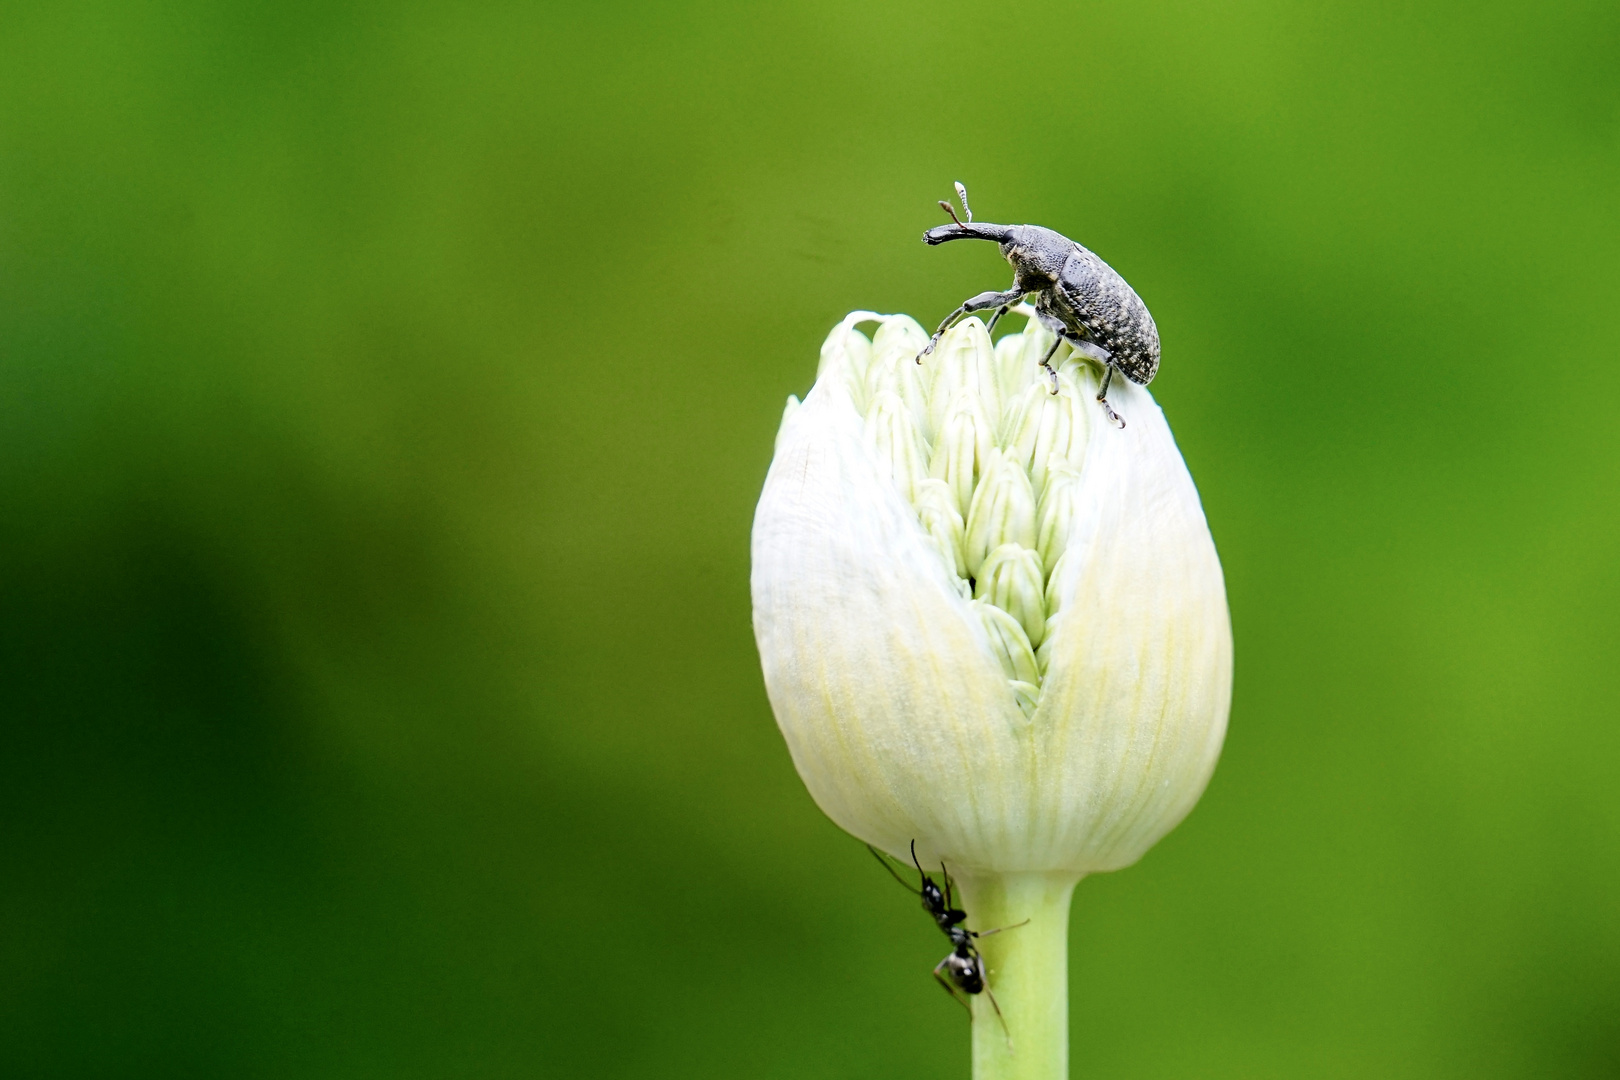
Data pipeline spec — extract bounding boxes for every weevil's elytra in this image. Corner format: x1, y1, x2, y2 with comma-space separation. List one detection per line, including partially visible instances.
918, 184, 1160, 429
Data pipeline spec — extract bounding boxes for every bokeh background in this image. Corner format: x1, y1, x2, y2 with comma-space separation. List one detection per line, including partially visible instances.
4, 1, 1618, 1076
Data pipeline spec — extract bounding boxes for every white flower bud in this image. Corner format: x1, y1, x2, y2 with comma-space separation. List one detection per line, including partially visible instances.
752, 311, 1231, 876
974, 542, 1047, 649
864, 391, 928, 506
1043, 548, 1073, 619
863, 315, 931, 440
1009, 680, 1041, 721
992, 327, 1039, 404
914, 478, 968, 585
1008, 373, 1089, 494
1036, 459, 1084, 569
928, 392, 995, 515
816, 310, 877, 408
996, 309, 1058, 398
963, 451, 1038, 579
973, 598, 1041, 686
926, 319, 1001, 436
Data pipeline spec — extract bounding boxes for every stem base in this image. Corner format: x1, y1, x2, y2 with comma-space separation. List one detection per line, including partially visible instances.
955, 872, 1080, 1080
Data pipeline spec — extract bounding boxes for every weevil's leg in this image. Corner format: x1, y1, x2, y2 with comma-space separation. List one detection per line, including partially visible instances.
1036, 335, 1064, 394
1064, 337, 1125, 425
985, 281, 1026, 335
1068, 337, 1113, 366
963, 288, 1026, 318
933, 961, 973, 1014
1096, 364, 1126, 429
985, 286, 1026, 336
917, 288, 1026, 362
917, 310, 964, 362
973, 918, 1031, 939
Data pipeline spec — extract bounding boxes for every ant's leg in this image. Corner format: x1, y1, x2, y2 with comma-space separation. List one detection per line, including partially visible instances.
868, 845, 921, 894
933, 961, 973, 1015
974, 918, 1031, 938
917, 288, 1025, 362
984, 986, 1013, 1049
1036, 336, 1064, 395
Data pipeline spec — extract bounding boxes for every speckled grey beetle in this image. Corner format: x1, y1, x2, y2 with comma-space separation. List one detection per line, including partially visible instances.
918, 183, 1159, 428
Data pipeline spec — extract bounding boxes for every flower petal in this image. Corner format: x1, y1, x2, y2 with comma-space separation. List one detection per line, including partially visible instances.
1030, 375, 1233, 872
752, 377, 1030, 865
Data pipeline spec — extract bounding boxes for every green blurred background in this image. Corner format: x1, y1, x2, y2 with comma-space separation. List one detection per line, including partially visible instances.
3, 0, 1617, 1076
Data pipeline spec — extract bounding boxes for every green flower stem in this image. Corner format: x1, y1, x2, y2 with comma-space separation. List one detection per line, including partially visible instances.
956, 872, 1081, 1080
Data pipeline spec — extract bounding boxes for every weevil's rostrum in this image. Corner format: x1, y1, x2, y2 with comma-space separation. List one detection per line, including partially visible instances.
919, 185, 1159, 427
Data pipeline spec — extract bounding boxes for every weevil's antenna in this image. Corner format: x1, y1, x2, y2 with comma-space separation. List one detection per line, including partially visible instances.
954, 181, 973, 223
938, 199, 965, 227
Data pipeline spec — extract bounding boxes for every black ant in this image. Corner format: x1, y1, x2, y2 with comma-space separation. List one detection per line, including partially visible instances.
868, 841, 1028, 1043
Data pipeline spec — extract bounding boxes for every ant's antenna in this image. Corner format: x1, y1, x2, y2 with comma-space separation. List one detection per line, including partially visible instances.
954, 181, 973, 222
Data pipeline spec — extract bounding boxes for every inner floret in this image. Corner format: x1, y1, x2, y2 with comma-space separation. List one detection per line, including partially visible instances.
816, 310, 1101, 719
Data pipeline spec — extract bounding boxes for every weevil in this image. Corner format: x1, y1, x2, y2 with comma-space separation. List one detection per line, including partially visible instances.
917, 183, 1160, 428
868, 841, 1028, 1046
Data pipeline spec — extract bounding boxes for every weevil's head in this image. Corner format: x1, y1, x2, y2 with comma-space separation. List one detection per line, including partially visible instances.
922, 222, 1074, 287
998, 224, 1074, 284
